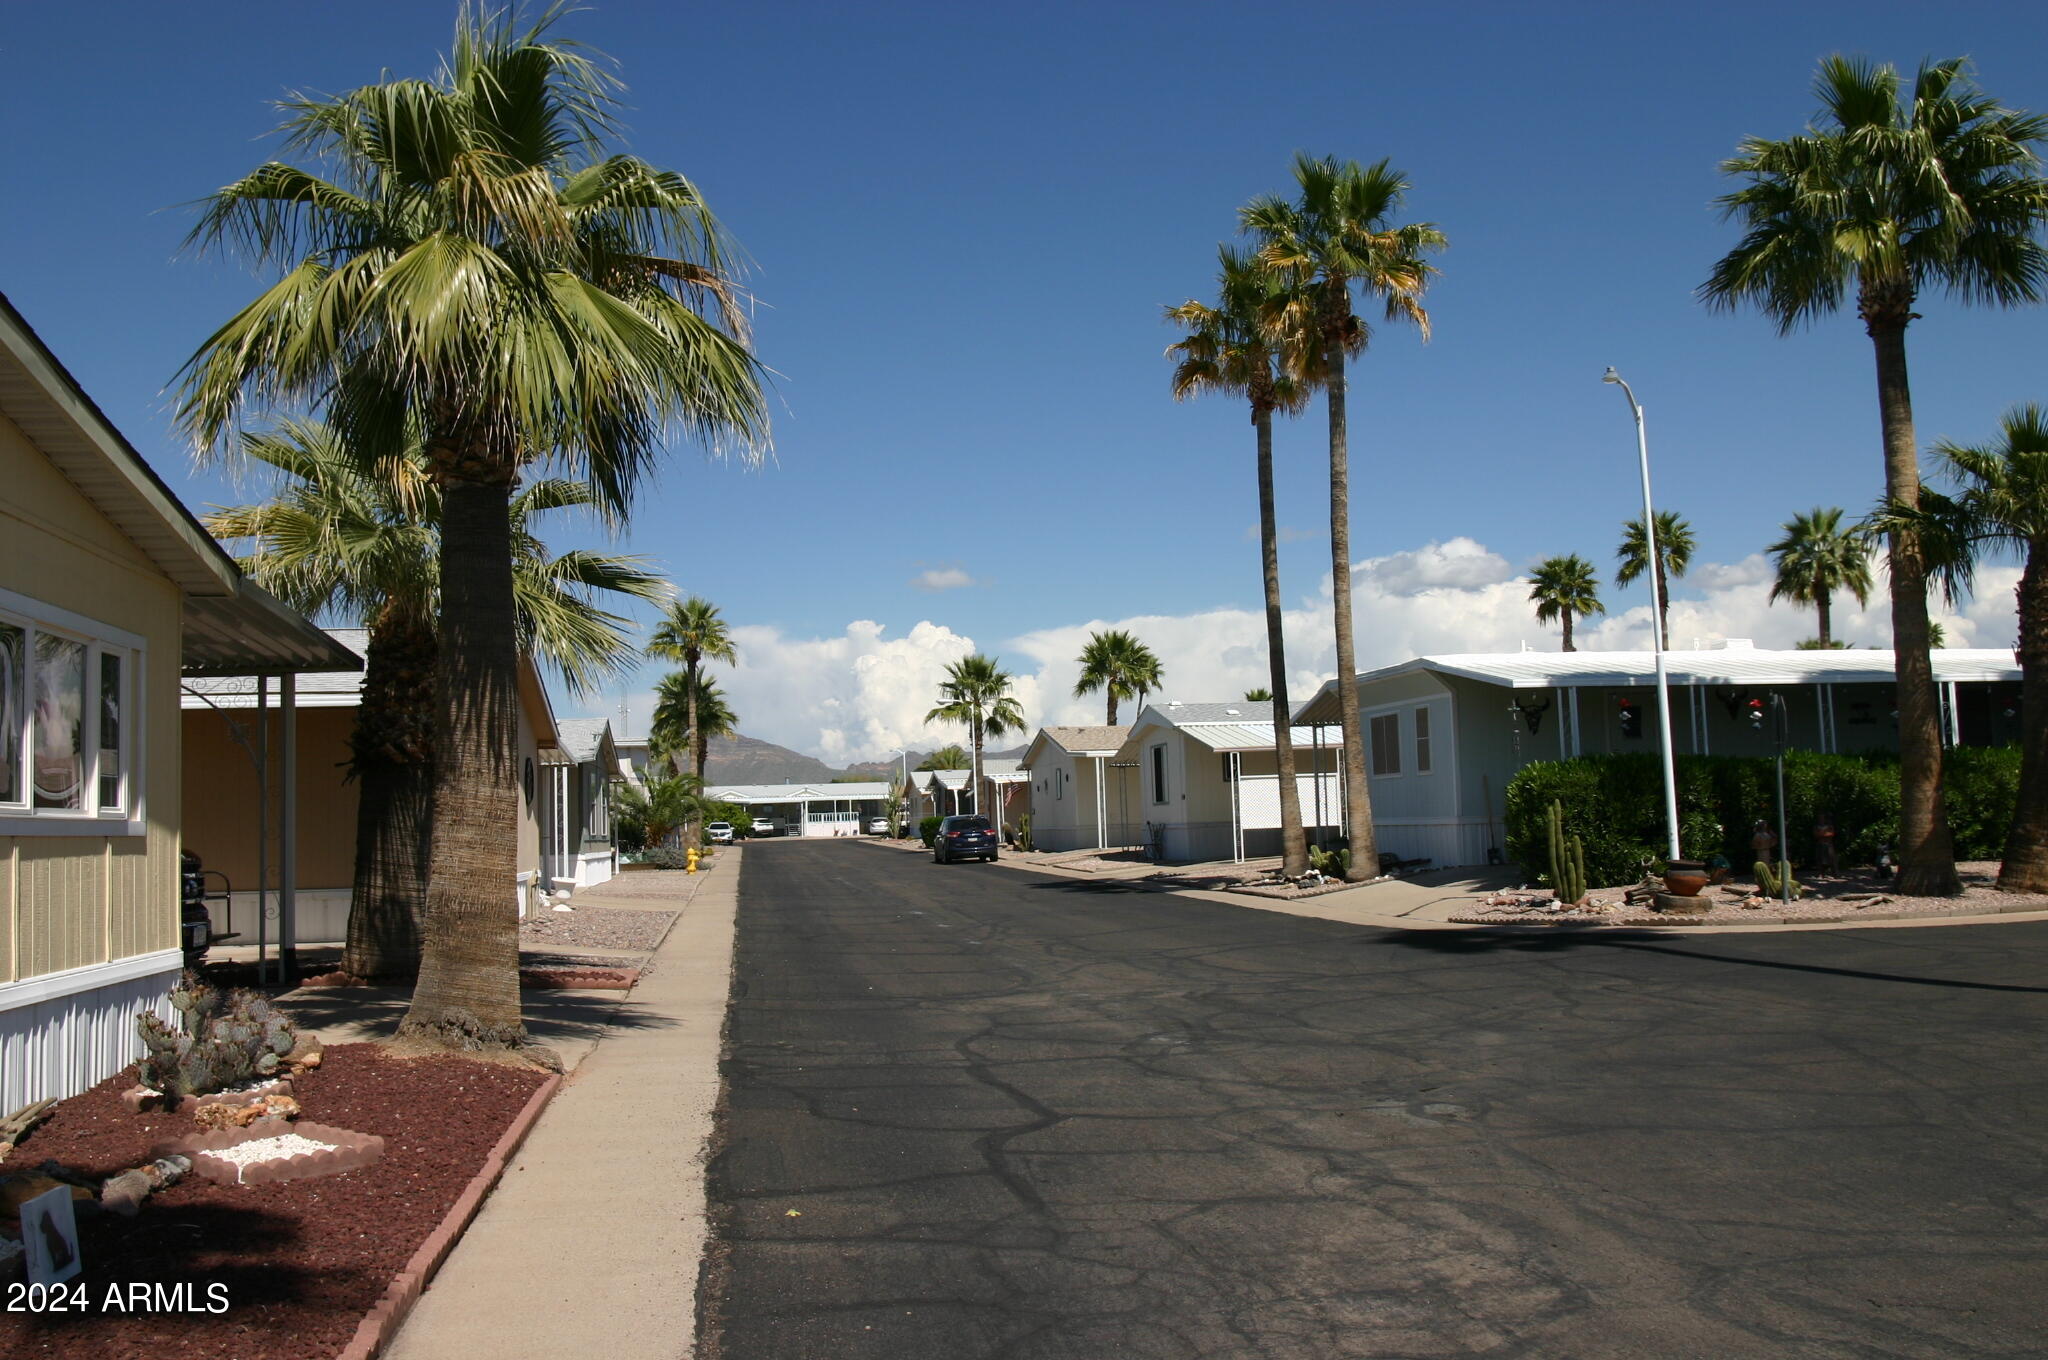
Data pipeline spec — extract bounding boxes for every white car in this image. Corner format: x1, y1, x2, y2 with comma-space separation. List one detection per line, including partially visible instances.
867, 817, 891, 835
706, 822, 735, 844
750, 816, 780, 838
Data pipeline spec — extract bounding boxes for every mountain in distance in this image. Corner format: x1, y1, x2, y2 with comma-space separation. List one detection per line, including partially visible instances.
701, 736, 1031, 785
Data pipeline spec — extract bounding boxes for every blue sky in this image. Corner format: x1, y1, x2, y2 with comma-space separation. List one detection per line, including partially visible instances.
4, 2, 2047, 759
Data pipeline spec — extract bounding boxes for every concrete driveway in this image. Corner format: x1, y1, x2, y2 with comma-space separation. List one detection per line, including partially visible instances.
701, 839, 2048, 1358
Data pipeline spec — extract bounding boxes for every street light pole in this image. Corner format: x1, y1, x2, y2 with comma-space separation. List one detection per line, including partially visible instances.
1603, 368, 1682, 862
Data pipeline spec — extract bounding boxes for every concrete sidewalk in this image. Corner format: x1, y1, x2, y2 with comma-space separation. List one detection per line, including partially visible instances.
381, 850, 741, 1360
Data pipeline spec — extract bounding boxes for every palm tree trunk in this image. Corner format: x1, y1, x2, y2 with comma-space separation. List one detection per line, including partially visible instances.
1865, 302, 1959, 895
1999, 550, 2048, 891
1816, 592, 1833, 649
1255, 403, 1309, 878
1106, 692, 1118, 726
399, 469, 538, 1053
1324, 336, 1377, 882
342, 609, 436, 981
1562, 611, 1576, 653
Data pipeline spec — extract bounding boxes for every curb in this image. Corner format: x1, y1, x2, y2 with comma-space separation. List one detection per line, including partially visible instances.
336, 1070, 564, 1360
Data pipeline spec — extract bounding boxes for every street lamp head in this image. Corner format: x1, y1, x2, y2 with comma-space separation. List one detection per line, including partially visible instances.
1602, 367, 1621, 384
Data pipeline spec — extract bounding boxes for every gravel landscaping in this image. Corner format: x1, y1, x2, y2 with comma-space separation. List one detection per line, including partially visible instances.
0, 1044, 545, 1359
518, 904, 675, 953
1451, 861, 2048, 926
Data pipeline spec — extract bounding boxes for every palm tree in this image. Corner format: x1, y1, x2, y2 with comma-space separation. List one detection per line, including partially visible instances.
1244, 688, 1274, 704
1167, 245, 1311, 878
207, 418, 666, 981
1701, 55, 2048, 895
1071, 629, 1164, 726
1616, 512, 1695, 648
614, 771, 706, 852
1529, 555, 1605, 652
1882, 405, 2048, 891
653, 670, 738, 800
1243, 156, 1446, 882
918, 745, 971, 770
925, 655, 1025, 830
179, 9, 770, 1052
646, 596, 739, 845
1767, 507, 1874, 648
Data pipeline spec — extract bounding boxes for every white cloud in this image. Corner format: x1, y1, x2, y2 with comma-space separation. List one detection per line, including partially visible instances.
580, 539, 2026, 764
910, 566, 977, 591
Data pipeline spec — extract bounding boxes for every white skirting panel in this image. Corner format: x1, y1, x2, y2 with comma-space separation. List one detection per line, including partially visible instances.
0, 950, 183, 1109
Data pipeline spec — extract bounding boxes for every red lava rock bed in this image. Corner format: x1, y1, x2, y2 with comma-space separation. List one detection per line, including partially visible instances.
1, 1043, 545, 1359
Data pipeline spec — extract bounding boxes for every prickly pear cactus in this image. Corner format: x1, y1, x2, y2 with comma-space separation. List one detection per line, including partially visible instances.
134, 971, 301, 1098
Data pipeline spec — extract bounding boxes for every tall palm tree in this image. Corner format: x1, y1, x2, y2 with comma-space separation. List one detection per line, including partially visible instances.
180, 8, 770, 1052
1767, 507, 1874, 648
652, 670, 738, 799
1071, 629, 1164, 726
1167, 245, 1311, 877
1243, 155, 1446, 882
1701, 55, 2048, 895
1529, 555, 1605, 652
1882, 405, 2048, 891
646, 596, 738, 844
925, 655, 1025, 829
207, 418, 666, 981
918, 745, 971, 770
1616, 512, 1695, 648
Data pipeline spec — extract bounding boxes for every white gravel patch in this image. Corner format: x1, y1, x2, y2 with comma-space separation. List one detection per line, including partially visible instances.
210, 1132, 338, 1183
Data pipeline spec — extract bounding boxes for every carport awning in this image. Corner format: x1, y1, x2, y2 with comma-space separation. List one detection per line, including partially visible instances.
181, 582, 363, 677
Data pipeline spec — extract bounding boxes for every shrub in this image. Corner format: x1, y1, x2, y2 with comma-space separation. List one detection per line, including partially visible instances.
1504, 748, 2020, 885
630, 846, 692, 868
919, 815, 944, 847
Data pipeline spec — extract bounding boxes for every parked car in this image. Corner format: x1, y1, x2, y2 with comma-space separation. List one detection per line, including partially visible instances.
867, 816, 891, 835
707, 822, 735, 844
932, 814, 998, 864
750, 816, 779, 838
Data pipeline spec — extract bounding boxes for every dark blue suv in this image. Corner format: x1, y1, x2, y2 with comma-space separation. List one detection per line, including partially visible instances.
932, 814, 999, 864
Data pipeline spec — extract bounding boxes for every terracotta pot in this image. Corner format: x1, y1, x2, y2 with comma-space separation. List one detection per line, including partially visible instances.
1663, 860, 1709, 898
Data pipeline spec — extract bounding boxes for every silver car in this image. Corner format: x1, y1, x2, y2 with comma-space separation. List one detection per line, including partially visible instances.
866, 816, 891, 835
707, 822, 734, 844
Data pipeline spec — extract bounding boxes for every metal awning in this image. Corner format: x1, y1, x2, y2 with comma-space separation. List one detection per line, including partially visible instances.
181, 582, 364, 677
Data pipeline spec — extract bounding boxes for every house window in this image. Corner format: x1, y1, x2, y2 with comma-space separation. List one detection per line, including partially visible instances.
584, 768, 610, 841
0, 592, 142, 828
1151, 744, 1168, 804
1414, 706, 1432, 775
1370, 713, 1401, 777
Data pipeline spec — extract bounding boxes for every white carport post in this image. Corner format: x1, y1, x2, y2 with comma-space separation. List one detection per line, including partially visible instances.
1093, 756, 1107, 850
279, 673, 299, 979
1229, 751, 1244, 863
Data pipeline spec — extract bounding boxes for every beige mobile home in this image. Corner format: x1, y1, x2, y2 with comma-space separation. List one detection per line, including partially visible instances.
1021, 726, 1138, 852
0, 294, 353, 1107
1117, 703, 1345, 864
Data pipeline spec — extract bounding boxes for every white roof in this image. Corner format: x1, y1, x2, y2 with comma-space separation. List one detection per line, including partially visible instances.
924, 769, 970, 791
1175, 723, 1332, 753
1298, 646, 2020, 722
706, 782, 893, 803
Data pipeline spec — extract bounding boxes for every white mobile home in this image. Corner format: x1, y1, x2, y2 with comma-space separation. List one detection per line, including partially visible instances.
1116, 703, 1344, 864
1021, 726, 1137, 852
1296, 644, 2023, 870
705, 782, 894, 836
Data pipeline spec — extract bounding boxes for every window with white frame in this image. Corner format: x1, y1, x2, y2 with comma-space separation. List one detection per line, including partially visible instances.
1369, 713, 1401, 777
0, 593, 141, 827
1414, 706, 1433, 774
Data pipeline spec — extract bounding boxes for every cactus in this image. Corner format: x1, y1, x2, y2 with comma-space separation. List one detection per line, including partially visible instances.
1753, 860, 1805, 899
135, 971, 300, 1099
1547, 800, 1588, 906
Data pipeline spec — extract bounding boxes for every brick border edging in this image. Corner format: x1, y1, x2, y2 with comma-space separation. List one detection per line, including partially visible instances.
336, 1070, 564, 1360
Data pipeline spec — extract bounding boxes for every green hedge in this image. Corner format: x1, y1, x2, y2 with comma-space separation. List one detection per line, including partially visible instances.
919, 815, 944, 847
1504, 749, 2019, 887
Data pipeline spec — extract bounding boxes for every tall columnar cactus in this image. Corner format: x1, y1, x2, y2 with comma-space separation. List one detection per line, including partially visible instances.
136, 971, 300, 1098
1547, 799, 1588, 906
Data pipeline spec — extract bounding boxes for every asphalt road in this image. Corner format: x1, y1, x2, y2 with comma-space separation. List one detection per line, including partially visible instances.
699, 840, 2048, 1359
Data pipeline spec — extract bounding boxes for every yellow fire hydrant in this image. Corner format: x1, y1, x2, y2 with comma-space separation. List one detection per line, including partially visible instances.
686, 846, 700, 874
